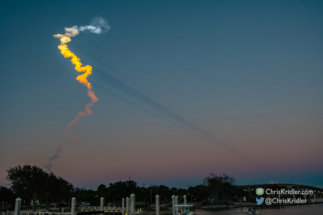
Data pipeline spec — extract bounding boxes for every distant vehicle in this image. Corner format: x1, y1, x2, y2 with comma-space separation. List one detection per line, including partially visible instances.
81, 202, 90, 206
164, 200, 170, 203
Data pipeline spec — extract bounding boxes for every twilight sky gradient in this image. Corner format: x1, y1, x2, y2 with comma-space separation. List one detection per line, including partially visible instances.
0, 0, 322, 189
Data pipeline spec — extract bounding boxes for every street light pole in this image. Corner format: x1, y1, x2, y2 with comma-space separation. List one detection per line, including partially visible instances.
187, 185, 190, 203
150, 184, 153, 204
47, 192, 49, 210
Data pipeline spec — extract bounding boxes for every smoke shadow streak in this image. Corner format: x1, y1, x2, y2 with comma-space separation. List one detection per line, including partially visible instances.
92, 69, 238, 154
92, 68, 269, 167
94, 82, 211, 143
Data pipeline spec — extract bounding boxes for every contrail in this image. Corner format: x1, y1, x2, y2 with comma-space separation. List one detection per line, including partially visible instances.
44, 17, 110, 172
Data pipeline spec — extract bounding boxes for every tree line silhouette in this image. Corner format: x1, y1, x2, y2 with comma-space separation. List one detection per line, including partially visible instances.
1, 165, 240, 211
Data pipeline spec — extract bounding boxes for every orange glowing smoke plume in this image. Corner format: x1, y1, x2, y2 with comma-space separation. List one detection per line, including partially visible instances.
57, 135, 80, 153
53, 34, 98, 133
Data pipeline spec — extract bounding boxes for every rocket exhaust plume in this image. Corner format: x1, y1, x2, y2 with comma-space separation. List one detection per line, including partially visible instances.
44, 136, 80, 172
44, 17, 110, 172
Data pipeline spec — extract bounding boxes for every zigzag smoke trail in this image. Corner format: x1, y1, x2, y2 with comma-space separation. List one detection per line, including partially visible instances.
44, 17, 110, 172
55, 34, 99, 133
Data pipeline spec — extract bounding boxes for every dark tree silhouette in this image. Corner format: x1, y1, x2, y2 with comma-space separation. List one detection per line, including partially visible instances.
203, 173, 235, 203
6, 165, 73, 211
7, 165, 49, 211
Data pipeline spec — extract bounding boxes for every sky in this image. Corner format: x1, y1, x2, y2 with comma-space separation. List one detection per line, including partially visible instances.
0, 0, 322, 190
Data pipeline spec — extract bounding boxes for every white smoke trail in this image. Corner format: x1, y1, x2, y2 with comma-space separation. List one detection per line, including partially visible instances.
59, 17, 111, 38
